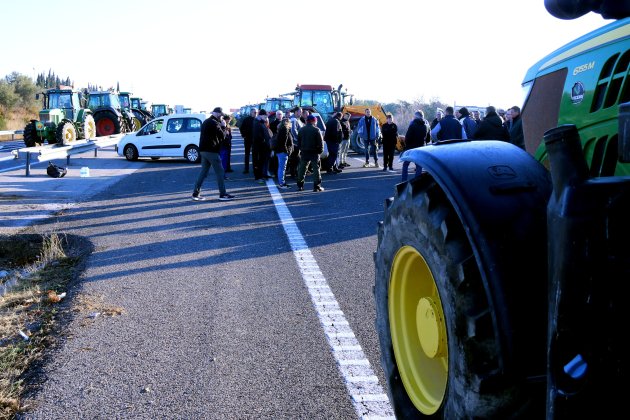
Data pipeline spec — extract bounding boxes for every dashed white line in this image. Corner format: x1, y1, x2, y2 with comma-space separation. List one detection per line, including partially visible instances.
266, 180, 394, 420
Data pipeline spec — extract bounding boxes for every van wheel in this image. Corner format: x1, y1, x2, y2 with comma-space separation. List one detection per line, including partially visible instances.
124, 144, 138, 161
185, 145, 200, 163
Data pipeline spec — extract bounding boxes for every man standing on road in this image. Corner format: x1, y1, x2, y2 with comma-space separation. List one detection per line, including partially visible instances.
324, 112, 343, 174
191, 107, 235, 201
356, 108, 381, 168
296, 114, 325, 192
288, 107, 304, 179
240, 108, 257, 174
338, 111, 352, 168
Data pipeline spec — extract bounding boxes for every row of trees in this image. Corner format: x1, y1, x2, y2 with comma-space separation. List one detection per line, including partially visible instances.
353, 97, 451, 134
0, 70, 85, 130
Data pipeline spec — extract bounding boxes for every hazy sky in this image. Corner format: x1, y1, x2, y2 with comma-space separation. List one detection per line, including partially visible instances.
0, 0, 612, 113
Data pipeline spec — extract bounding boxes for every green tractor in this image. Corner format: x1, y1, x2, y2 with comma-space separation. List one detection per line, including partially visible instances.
119, 91, 151, 129
375, 1, 630, 418
87, 91, 136, 137
23, 87, 96, 147
151, 104, 170, 117
130, 96, 155, 122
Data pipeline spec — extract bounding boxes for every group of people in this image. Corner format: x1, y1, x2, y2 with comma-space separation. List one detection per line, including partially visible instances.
191, 103, 526, 200
429, 105, 524, 148
398, 104, 525, 180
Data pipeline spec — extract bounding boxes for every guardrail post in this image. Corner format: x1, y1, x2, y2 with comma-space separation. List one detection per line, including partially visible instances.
25, 152, 31, 176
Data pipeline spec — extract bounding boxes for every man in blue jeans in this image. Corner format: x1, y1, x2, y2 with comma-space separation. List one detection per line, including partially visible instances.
356, 108, 381, 168
192, 107, 235, 201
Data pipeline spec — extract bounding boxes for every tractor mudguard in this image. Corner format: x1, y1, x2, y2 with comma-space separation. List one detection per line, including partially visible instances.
399, 140, 553, 375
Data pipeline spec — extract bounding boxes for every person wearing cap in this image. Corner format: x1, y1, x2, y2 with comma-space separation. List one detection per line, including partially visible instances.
356, 108, 382, 168
458, 107, 478, 139
381, 113, 398, 173
191, 107, 235, 201
296, 114, 325, 192
252, 109, 273, 184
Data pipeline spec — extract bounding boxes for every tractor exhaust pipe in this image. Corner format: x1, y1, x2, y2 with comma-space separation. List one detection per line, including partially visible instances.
618, 101, 630, 162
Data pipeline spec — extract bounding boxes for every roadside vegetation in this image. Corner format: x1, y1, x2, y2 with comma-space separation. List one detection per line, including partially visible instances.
0, 232, 91, 419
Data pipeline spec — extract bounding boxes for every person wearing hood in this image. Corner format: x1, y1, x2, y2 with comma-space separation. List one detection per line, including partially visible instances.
458, 107, 478, 139
473, 105, 510, 141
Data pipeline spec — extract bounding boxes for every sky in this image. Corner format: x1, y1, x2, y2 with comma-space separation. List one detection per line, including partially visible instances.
0, 0, 613, 113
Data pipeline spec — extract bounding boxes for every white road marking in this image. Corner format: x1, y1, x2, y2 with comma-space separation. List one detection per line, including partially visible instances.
266, 180, 395, 420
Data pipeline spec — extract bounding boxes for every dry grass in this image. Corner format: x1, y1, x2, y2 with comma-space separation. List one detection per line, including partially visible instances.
0, 232, 112, 419
1, 109, 36, 132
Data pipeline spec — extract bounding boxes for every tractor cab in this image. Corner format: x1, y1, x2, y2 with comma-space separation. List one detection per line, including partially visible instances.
284, 84, 353, 122
88, 91, 122, 110
39, 88, 82, 122
152, 104, 169, 117
118, 92, 132, 112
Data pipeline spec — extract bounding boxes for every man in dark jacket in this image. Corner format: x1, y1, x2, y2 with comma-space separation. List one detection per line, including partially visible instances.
192, 107, 235, 201
324, 112, 343, 174
508, 106, 525, 149
297, 114, 325, 192
380, 113, 398, 172
402, 110, 429, 181
252, 109, 273, 183
430, 106, 466, 140
473, 106, 510, 141
458, 107, 478, 139
239, 108, 257, 174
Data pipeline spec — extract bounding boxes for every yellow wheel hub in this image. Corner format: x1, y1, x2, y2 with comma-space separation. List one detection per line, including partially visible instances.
389, 246, 448, 415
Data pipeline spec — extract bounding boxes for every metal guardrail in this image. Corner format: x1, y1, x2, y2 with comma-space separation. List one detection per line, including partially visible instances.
11, 134, 123, 176
0, 130, 24, 141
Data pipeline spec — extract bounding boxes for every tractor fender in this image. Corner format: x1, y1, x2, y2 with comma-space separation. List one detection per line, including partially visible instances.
76, 108, 92, 122
399, 140, 553, 374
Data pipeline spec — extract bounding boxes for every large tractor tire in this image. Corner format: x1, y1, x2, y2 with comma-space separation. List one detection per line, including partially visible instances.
132, 109, 149, 127
23, 121, 40, 147
131, 116, 142, 132
56, 120, 77, 146
374, 141, 552, 418
83, 114, 96, 139
94, 111, 122, 136
350, 129, 365, 155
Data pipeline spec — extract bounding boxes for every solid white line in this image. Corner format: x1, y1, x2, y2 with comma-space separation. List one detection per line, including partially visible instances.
266, 180, 394, 419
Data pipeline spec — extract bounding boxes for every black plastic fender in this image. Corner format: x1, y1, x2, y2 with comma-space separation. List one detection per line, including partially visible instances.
399, 140, 553, 379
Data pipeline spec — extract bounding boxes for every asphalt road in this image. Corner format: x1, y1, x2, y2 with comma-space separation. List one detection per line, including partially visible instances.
5, 131, 405, 419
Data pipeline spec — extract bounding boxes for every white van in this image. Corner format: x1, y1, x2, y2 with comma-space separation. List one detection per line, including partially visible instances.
117, 113, 208, 163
